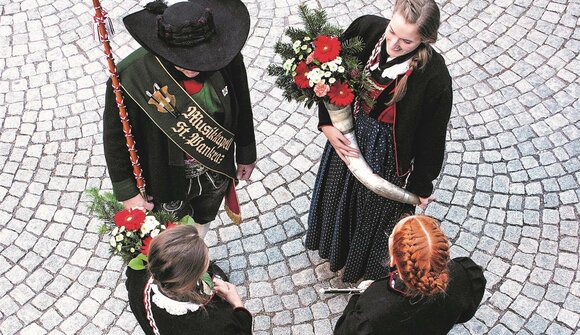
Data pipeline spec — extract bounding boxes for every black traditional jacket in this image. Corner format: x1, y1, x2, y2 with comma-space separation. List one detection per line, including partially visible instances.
319, 15, 453, 197
103, 50, 256, 202
126, 268, 252, 335
334, 258, 486, 335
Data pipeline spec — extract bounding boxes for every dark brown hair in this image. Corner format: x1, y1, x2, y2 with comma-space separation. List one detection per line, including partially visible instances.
148, 224, 209, 304
390, 215, 449, 297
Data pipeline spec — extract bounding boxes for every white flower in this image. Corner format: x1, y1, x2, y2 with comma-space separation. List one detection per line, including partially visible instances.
321, 63, 328, 70
130, 248, 135, 253
303, 36, 311, 41
324, 71, 332, 77
116, 244, 122, 252
151, 229, 161, 238
293, 40, 302, 53
141, 216, 160, 236
301, 45, 308, 50
306, 68, 325, 84
328, 62, 338, 72
329, 78, 336, 84
306, 48, 312, 53
126, 231, 132, 237
335, 56, 342, 64
109, 236, 117, 248
116, 234, 124, 242
338, 66, 345, 73
283, 58, 295, 74
112, 227, 119, 236
119, 226, 126, 233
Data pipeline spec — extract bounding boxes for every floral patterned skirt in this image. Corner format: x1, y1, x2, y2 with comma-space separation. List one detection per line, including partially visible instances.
305, 112, 414, 283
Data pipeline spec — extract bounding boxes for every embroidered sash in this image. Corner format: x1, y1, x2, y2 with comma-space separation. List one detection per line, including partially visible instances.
120, 52, 236, 179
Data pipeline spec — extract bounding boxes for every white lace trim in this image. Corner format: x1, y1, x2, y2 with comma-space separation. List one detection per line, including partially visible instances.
150, 284, 202, 316
369, 58, 412, 79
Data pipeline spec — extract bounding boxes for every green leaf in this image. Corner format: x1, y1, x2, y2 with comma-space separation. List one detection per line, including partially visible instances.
200, 272, 214, 295
128, 253, 148, 271
179, 215, 195, 225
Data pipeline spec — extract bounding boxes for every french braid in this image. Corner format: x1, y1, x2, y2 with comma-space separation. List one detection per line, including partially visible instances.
391, 215, 449, 297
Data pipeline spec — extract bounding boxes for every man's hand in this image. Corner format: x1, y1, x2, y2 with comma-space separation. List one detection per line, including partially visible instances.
122, 194, 154, 211
236, 163, 255, 180
321, 125, 359, 165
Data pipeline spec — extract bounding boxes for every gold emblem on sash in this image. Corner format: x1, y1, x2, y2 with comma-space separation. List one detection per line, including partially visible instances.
146, 83, 177, 117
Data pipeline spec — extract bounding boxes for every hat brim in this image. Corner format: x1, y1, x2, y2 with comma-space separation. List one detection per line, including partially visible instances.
123, 0, 250, 71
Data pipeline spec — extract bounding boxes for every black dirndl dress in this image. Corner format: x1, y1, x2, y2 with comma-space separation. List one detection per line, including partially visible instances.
305, 112, 413, 283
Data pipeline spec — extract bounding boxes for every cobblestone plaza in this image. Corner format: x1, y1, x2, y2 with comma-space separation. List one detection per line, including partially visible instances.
0, 0, 579, 334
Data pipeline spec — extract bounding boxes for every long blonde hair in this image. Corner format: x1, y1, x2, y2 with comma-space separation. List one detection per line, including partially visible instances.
388, 0, 441, 105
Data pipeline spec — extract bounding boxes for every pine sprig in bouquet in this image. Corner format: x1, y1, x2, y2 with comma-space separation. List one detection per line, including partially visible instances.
268, 5, 374, 109
86, 188, 193, 270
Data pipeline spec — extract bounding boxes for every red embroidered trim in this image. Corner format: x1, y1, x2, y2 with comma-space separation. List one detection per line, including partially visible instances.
144, 277, 161, 335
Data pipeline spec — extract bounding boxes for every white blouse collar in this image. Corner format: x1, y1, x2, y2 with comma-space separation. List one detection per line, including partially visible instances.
368, 58, 412, 79
150, 283, 202, 316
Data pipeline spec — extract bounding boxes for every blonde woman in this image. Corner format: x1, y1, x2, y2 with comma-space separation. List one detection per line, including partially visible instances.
307, 0, 453, 283
334, 215, 486, 334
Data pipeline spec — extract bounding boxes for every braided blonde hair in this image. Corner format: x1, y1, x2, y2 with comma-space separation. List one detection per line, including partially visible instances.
387, 0, 441, 105
390, 215, 449, 297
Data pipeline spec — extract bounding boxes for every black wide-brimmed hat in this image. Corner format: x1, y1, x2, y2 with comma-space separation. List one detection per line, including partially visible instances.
123, 0, 250, 71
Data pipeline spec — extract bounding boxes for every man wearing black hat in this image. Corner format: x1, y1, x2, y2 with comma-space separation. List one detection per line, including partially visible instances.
103, 0, 256, 238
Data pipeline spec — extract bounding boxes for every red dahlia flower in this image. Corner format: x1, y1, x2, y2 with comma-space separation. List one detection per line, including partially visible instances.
141, 236, 153, 256
328, 81, 355, 107
313, 35, 341, 63
114, 208, 146, 231
294, 61, 311, 89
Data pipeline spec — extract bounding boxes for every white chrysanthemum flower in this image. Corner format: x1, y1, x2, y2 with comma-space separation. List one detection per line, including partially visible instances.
126, 231, 132, 237
116, 244, 122, 252
306, 68, 325, 84
283, 58, 295, 74
335, 56, 342, 64
130, 248, 135, 253
141, 216, 160, 235
303, 36, 311, 41
151, 229, 161, 238
329, 78, 337, 84
293, 40, 302, 53
119, 226, 126, 233
321, 63, 328, 70
338, 66, 345, 73
328, 62, 338, 72
112, 227, 119, 236
325, 71, 332, 77
109, 236, 116, 248
116, 234, 124, 242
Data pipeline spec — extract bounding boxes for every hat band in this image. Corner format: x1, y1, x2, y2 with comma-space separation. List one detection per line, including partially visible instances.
157, 9, 216, 47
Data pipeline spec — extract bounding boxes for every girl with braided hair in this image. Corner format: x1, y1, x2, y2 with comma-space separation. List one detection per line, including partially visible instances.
334, 215, 486, 335
307, 0, 453, 283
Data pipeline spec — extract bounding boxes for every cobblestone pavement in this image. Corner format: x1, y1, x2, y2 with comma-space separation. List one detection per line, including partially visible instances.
0, 0, 579, 334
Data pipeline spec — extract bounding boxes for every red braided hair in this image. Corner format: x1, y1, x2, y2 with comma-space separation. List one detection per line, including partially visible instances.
390, 215, 450, 297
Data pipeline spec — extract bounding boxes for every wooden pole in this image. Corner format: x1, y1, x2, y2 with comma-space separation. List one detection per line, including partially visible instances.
92, 0, 147, 199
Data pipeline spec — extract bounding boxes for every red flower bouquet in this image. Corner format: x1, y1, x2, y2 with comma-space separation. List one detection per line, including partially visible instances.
87, 188, 193, 270
268, 5, 372, 109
